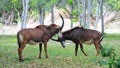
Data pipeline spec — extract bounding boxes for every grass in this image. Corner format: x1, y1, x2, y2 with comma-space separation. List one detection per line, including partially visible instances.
0, 34, 120, 68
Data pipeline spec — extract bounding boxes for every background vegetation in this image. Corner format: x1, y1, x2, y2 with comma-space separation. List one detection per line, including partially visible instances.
0, 0, 120, 33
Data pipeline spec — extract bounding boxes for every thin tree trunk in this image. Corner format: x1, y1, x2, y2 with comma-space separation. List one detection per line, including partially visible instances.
70, 2, 75, 28
51, 5, 54, 24
70, 8, 73, 28
43, 7, 45, 25
21, 0, 25, 29
87, 0, 91, 28
81, 0, 87, 27
76, 0, 81, 25
100, 0, 104, 34
95, 0, 100, 29
21, 0, 29, 29
39, 7, 44, 25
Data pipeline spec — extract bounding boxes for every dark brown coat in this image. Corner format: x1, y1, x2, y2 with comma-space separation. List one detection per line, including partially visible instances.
52, 27, 103, 56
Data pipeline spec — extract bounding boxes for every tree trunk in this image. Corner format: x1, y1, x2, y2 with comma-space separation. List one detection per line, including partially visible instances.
70, 8, 73, 28
100, 0, 104, 34
76, 0, 81, 26
70, 2, 74, 28
51, 5, 54, 24
39, 7, 44, 25
87, 0, 92, 28
43, 7, 45, 25
81, 0, 87, 28
21, 0, 29, 29
95, 1, 99, 29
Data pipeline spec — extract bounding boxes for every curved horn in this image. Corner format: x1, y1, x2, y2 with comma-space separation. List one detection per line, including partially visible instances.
50, 13, 65, 48
59, 13, 64, 30
60, 41, 66, 48
51, 37, 65, 48
50, 38, 59, 42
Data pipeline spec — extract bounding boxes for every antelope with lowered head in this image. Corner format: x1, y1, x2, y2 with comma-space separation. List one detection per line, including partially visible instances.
52, 27, 103, 56
17, 14, 65, 62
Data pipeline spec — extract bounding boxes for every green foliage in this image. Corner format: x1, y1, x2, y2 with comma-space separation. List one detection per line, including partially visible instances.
71, 9, 78, 23
29, 0, 46, 10
0, 0, 22, 24
11, 0, 21, 8
72, 9, 77, 16
114, 57, 120, 68
29, 0, 60, 12
100, 47, 116, 57
0, 0, 11, 12
0, 0, 21, 12
99, 60, 108, 66
99, 46, 120, 68
67, 0, 73, 5
72, 19, 78, 23
106, 0, 120, 10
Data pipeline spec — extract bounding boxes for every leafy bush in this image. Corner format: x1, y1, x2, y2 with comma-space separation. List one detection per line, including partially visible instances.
100, 47, 116, 57
114, 57, 120, 68
99, 47, 120, 68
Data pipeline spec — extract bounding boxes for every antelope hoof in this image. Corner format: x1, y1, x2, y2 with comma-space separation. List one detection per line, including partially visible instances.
39, 57, 41, 59
46, 56, 49, 58
19, 59, 24, 62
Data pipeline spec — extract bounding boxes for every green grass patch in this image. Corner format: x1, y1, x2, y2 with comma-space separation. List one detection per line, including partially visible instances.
0, 34, 120, 68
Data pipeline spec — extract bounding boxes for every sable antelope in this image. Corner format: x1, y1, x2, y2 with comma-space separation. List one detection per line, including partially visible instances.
52, 27, 103, 56
17, 14, 65, 62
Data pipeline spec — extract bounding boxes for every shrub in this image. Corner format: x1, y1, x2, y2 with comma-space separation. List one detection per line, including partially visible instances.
99, 47, 120, 68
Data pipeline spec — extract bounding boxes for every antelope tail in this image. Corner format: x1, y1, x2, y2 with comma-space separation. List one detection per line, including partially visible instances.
17, 33, 22, 48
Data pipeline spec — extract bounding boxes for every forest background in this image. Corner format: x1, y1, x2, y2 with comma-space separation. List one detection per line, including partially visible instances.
0, 0, 120, 34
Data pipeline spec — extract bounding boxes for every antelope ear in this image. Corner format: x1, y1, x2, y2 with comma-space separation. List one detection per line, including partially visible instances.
36, 26, 39, 28
47, 26, 52, 30
35, 25, 41, 29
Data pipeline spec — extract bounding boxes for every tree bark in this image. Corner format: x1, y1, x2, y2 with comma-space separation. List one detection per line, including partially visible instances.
100, 0, 104, 34
81, 0, 87, 28
94, 0, 100, 29
87, 0, 92, 28
21, 0, 29, 29
51, 5, 54, 24
70, 2, 74, 28
39, 7, 44, 25
43, 7, 45, 25
76, 0, 82, 26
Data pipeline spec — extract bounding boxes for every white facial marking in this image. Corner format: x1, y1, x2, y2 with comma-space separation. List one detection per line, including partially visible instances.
58, 32, 63, 38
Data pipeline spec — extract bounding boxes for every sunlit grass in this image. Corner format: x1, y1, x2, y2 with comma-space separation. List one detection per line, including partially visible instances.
0, 34, 120, 68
